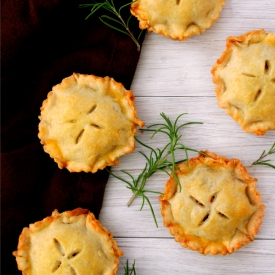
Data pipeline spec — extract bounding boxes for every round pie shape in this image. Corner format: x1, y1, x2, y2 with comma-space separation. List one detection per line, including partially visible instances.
159, 151, 265, 255
131, 0, 225, 40
211, 29, 275, 135
38, 73, 144, 173
13, 208, 123, 275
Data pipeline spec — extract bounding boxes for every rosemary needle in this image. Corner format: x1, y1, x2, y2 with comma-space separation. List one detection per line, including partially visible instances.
252, 142, 275, 169
124, 259, 137, 275
108, 113, 203, 227
79, 0, 143, 51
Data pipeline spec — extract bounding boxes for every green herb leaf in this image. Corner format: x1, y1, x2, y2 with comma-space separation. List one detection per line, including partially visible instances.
124, 259, 137, 275
108, 113, 203, 227
252, 142, 275, 169
80, 1, 143, 51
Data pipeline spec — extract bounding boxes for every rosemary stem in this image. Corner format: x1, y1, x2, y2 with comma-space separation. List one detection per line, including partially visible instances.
127, 150, 171, 206
127, 190, 138, 206
252, 142, 275, 167
112, 7, 141, 51
112, 113, 203, 226
81, 1, 142, 52
127, 174, 148, 206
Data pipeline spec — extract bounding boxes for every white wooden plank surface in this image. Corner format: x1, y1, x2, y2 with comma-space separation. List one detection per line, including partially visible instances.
115, 239, 275, 275
99, 0, 275, 274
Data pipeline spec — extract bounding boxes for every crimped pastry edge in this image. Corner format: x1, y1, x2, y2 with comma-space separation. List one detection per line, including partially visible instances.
38, 73, 145, 173
12, 208, 124, 275
131, 0, 226, 41
211, 29, 275, 136
159, 150, 265, 255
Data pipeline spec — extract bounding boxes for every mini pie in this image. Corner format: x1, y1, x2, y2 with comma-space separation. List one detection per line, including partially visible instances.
13, 208, 123, 275
131, 0, 225, 40
38, 73, 144, 173
159, 151, 265, 255
211, 30, 275, 135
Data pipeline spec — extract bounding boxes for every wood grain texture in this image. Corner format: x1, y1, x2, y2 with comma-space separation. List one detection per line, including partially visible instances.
115, 239, 275, 275
99, 0, 275, 274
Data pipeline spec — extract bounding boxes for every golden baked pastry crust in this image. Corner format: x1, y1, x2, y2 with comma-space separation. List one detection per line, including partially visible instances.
211, 30, 275, 135
131, 0, 225, 40
13, 208, 123, 275
38, 73, 144, 173
159, 151, 265, 255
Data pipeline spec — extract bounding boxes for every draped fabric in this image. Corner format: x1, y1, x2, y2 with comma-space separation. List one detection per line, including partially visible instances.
1, 0, 144, 273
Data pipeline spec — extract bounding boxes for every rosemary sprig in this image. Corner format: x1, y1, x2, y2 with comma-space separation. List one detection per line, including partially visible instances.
107, 165, 163, 227
79, 0, 143, 51
124, 259, 136, 275
252, 142, 275, 169
108, 113, 203, 227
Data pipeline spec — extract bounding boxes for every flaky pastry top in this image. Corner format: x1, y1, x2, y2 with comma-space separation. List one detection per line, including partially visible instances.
131, 0, 225, 40
38, 73, 144, 173
13, 208, 123, 275
159, 151, 265, 255
212, 29, 275, 135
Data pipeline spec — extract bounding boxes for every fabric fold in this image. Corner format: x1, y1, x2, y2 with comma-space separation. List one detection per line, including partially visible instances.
1, 0, 144, 273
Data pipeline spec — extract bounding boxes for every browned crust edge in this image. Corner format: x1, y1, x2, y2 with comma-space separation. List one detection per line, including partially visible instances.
12, 208, 123, 275
211, 29, 275, 136
159, 150, 265, 255
130, 0, 226, 41
38, 73, 144, 173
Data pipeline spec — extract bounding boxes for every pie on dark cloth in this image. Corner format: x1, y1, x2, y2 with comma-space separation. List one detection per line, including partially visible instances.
1, 0, 144, 273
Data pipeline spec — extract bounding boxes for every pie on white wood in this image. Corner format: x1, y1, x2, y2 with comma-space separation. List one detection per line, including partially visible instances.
159, 151, 265, 255
212, 30, 275, 135
131, 0, 225, 40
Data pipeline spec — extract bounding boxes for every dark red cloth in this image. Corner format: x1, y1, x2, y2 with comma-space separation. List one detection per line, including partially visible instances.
1, 0, 144, 273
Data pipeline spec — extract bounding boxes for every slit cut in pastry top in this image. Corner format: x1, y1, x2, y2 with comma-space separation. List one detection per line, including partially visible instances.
159, 151, 265, 255
38, 73, 144, 173
211, 30, 275, 135
12, 208, 124, 275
